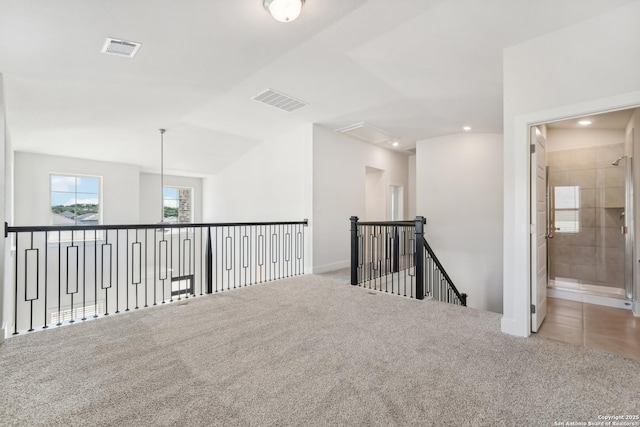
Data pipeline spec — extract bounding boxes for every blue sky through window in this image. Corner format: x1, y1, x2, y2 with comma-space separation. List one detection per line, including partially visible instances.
50, 175, 100, 225
164, 187, 179, 209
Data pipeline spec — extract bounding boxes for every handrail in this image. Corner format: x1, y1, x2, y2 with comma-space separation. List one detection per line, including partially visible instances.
6, 219, 308, 335
353, 220, 415, 227
422, 238, 467, 306
350, 215, 467, 307
5, 219, 308, 235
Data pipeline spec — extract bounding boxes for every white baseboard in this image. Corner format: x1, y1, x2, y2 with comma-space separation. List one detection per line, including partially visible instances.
311, 260, 349, 275
0, 327, 5, 346
501, 316, 529, 337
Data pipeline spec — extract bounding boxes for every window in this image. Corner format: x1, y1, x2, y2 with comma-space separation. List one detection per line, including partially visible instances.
164, 187, 192, 223
554, 186, 580, 233
50, 175, 101, 225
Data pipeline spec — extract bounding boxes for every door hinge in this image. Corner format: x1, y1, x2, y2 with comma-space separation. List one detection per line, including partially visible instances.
531, 304, 536, 314
530, 144, 536, 154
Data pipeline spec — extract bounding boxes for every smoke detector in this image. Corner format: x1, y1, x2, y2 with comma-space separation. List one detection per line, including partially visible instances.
101, 38, 142, 58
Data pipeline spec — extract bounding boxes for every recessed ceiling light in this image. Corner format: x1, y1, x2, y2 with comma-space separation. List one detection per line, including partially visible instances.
392, 141, 399, 147
463, 126, 471, 131
578, 120, 592, 126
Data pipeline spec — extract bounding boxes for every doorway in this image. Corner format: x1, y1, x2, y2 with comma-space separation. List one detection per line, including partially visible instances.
544, 109, 635, 307
389, 185, 403, 221
531, 107, 638, 348
365, 166, 385, 221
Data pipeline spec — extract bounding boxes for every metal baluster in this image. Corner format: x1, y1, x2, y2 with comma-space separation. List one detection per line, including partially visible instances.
43, 232, 49, 329
81, 230, 86, 321
104, 230, 111, 315
93, 229, 97, 318
26, 232, 37, 331
153, 229, 157, 305
57, 231, 62, 324
13, 232, 19, 334
116, 230, 120, 313
177, 227, 182, 300
126, 230, 130, 311
200, 227, 204, 295
68, 233, 77, 323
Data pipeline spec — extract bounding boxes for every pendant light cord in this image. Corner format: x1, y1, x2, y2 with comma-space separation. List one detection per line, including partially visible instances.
159, 129, 166, 223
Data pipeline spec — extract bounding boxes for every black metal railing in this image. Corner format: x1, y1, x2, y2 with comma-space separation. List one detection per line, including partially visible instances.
5, 220, 307, 335
350, 216, 467, 306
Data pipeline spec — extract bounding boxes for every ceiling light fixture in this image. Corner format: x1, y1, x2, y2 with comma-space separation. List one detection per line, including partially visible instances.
578, 120, 592, 126
463, 126, 471, 131
392, 141, 399, 147
263, 0, 304, 22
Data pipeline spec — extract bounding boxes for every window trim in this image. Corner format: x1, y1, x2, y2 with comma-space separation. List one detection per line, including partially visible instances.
163, 185, 193, 224
553, 185, 580, 234
50, 173, 103, 226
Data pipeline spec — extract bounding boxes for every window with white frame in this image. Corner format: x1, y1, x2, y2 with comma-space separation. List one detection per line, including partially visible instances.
163, 187, 192, 223
554, 186, 580, 233
50, 175, 101, 225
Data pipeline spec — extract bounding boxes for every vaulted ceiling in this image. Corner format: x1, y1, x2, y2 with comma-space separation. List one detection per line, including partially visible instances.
0, 0, 634, 175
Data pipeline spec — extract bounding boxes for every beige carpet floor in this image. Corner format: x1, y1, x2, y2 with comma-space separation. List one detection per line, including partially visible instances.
1, 272, 639, 426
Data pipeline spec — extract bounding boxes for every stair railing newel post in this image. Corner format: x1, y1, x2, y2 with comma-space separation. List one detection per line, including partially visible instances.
206, 227, 213, 294
414, 216, 425, 300
350, 216, 359, 286
392, 226, 399, 273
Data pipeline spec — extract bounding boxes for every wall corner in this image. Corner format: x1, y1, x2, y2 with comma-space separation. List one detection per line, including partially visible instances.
501, 316, 529, 337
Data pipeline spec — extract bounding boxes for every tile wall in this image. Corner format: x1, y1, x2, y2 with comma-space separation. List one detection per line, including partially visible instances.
548, 143, 626, 289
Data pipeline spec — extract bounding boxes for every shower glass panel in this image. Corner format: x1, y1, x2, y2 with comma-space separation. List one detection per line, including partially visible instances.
547, 143, 631, 298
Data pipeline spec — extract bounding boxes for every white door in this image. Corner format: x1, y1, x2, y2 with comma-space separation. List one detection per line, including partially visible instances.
531, 126, 548, 332
389, 185, 403, 221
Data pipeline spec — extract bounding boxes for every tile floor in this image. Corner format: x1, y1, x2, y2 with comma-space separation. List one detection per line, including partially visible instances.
536, 297, 640, 360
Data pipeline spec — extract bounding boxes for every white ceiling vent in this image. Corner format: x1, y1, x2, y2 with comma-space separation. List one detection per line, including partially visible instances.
101, 38, 141, 58
252, 89, 308, 113
334, 122, 394, 144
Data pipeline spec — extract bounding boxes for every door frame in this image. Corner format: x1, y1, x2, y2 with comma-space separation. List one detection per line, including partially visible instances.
501, 91, 640, 338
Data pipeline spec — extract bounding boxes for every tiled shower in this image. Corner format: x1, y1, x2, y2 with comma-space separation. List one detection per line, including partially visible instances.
548, 143, 626, 292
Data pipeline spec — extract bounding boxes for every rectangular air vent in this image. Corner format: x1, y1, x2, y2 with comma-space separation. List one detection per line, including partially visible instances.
101, 37, 141, 58
252, 89, 308, 113
334, 122, 393, 144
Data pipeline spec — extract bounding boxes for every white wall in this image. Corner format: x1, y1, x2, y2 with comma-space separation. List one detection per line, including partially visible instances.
502, 2, 640, 336
0, 74, 6, 342
312, 124, 410, 273
139, 173, 203, 224
364, 166, 385, 220
408, 154, 416, 219
416, 133, 503, 312
547, 128, 625, 152
14, 152, 140, 225
202, 125, 313, 271
202, 125, 312, 223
